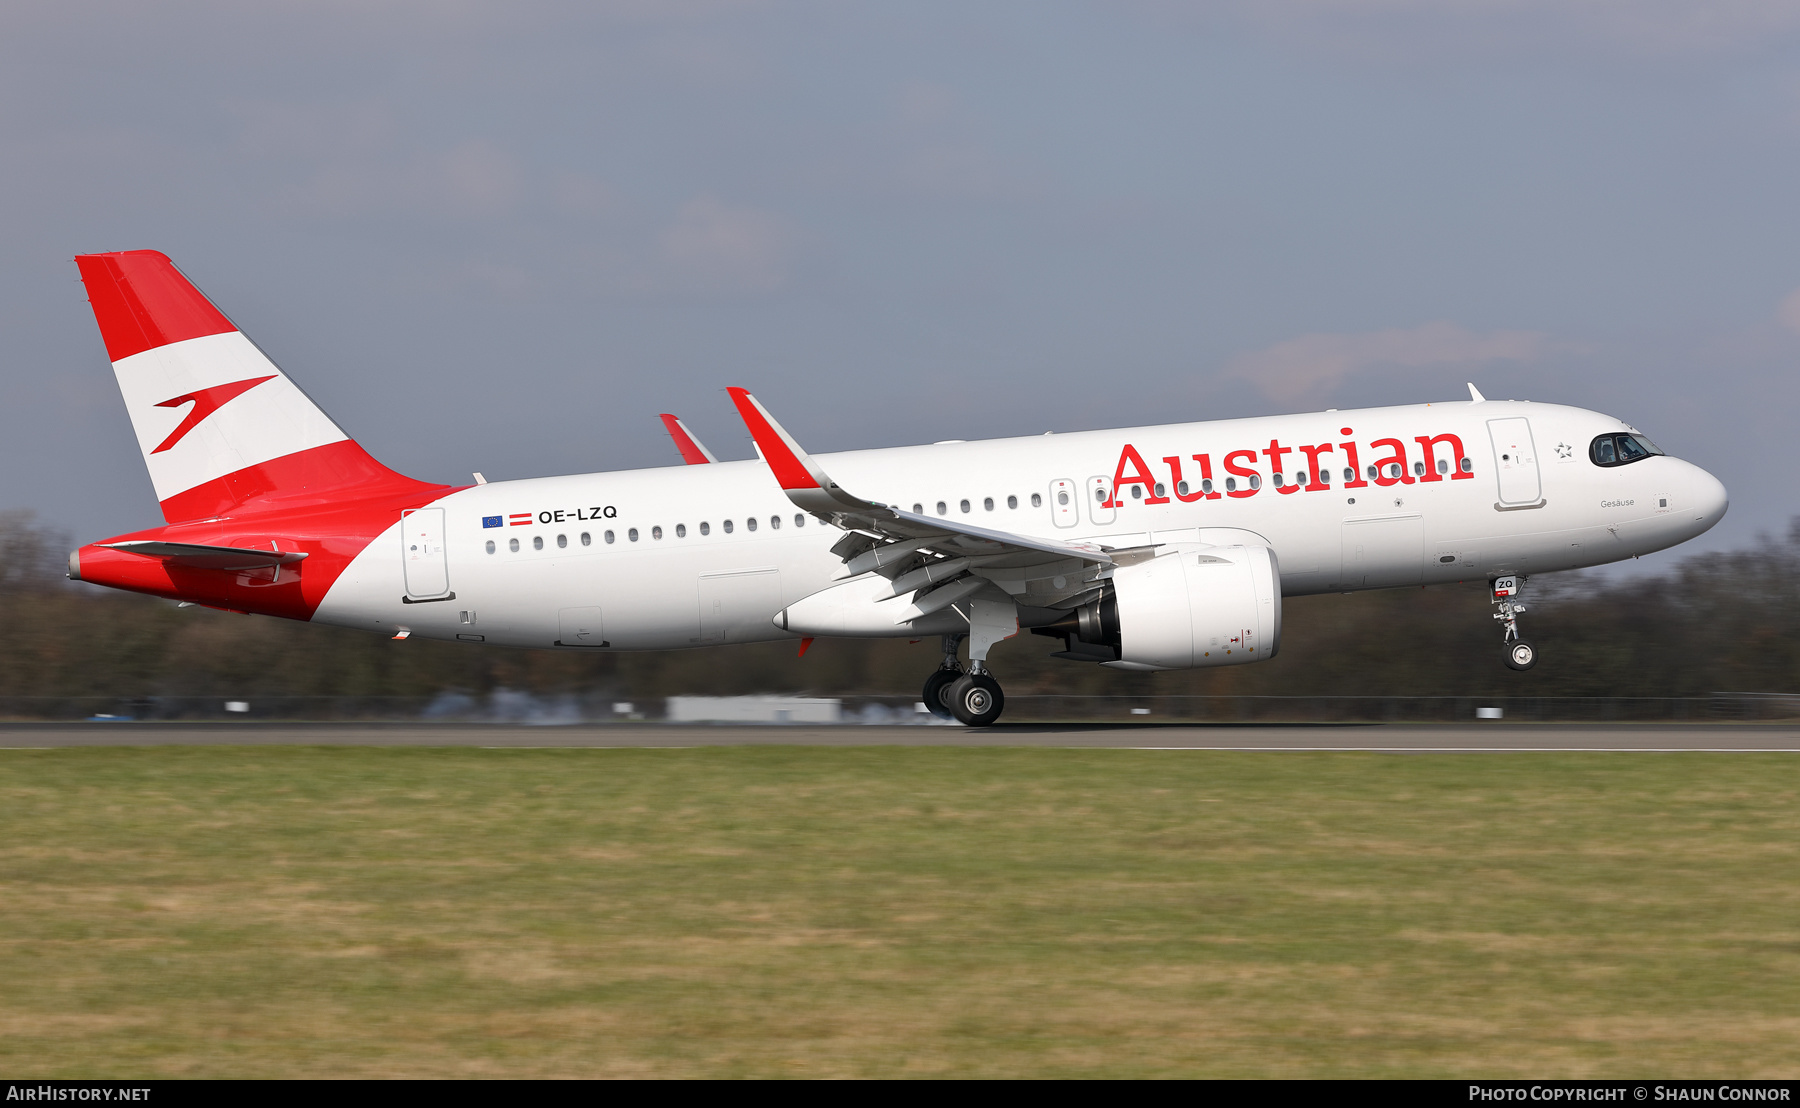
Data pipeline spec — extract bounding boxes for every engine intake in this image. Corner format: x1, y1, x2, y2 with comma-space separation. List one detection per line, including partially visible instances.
1038, 544, 1281, 670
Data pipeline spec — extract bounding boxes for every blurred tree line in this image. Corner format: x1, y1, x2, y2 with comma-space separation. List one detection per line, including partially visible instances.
2, 508, 1796, 704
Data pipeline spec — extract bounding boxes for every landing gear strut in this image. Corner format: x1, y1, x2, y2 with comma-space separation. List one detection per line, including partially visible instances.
1492, 575, 1537, 671
920, 599, 1017, 727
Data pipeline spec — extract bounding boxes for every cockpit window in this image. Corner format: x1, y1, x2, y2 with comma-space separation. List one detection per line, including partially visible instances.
1590, 433, 1664, 467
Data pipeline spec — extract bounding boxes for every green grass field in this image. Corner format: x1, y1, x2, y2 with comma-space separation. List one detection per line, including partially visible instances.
1, 746, 1797, 1078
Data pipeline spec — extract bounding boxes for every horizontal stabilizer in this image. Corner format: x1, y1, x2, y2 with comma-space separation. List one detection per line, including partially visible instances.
99, 540, 309, 570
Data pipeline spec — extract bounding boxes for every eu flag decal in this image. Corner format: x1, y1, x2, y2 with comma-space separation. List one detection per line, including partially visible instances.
482, 516, 502, 529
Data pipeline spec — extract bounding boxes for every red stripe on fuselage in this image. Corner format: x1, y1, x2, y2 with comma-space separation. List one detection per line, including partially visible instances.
80, 486, 460, 621
78, 442, 462, 621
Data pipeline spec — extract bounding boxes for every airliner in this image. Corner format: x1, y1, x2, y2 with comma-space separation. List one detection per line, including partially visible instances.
65, 250, 1728, 725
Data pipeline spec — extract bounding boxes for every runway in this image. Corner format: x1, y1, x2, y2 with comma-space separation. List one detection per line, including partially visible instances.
3, 721, 1798, 750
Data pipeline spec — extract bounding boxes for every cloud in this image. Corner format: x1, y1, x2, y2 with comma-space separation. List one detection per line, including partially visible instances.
1223, 322, 1550, 404
255, 124, 527, 222
1779, 288, 1800, 336
659, 195, 790, 292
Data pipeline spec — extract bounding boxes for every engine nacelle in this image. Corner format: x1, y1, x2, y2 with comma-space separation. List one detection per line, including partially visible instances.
1103, 543, 1281, 671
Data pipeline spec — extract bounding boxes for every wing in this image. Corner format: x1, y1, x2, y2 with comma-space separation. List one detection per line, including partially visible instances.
727, 387, 1154, 613
100, 541, 308, 570
659, 413, 720, 465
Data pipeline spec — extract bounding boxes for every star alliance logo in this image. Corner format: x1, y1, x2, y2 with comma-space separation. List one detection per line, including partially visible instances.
1555, 442, 1574, 460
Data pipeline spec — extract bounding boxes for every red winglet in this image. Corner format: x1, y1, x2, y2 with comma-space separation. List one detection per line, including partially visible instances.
659, 414, 714, 465
75, 250, 238, 362
726, 387, 820, 490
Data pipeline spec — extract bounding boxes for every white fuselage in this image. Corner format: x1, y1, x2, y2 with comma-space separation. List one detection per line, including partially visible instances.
315, 399, 1728, 651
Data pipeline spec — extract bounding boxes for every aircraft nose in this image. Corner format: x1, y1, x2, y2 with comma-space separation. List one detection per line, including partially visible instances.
1683, 461, 1728, 533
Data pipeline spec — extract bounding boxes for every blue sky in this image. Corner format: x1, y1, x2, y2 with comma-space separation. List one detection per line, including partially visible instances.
5, 1, 1799, 563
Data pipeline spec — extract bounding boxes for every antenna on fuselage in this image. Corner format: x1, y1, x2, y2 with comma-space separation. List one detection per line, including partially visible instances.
1467, 382, 1488, 403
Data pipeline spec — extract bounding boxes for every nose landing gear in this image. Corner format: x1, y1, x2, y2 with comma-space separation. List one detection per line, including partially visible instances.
1492, 575, 1537, 671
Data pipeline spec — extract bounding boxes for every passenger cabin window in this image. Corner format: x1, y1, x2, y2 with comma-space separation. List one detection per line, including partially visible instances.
960, 499, 971, 513
676, 524, 686, 538
747, 517, 758, 531
723, 520, 734, 533
628, 528, 639, 542
581, 532, 591, 546
1590, 433, 1663, 467
1461, 457, 1473, 472
936, 501, 947, 515
533, 536, 544, 550
604, 530, 615, 544
700, 522, 710, 535
557, 534, 567, 548
509, 538, 520, 552
1007, 495, 1018, 509
769, 515, 780, 529
652, 526, 662, 540
794, 514, 804, 527
983, 497, 994, 511
913, 503, 924, 513
485, 540, 495, 554
1031, 493, 1042, 508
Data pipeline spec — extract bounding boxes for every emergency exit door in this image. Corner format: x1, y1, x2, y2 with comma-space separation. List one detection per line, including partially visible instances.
1487, 418, 1542, 505
1048, 479, 1078, 528
401, 508, 451, 599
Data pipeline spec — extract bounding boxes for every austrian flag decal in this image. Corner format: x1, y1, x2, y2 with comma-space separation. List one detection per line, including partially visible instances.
508, 513, 532, 526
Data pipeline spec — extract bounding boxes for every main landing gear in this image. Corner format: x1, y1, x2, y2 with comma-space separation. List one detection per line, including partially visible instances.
922, 637, 963, 720
920, 632, 1008, 727
1492, 575, 1537, 671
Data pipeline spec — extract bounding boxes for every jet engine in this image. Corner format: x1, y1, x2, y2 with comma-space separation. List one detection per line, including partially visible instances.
1038, 544, 1282, 671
